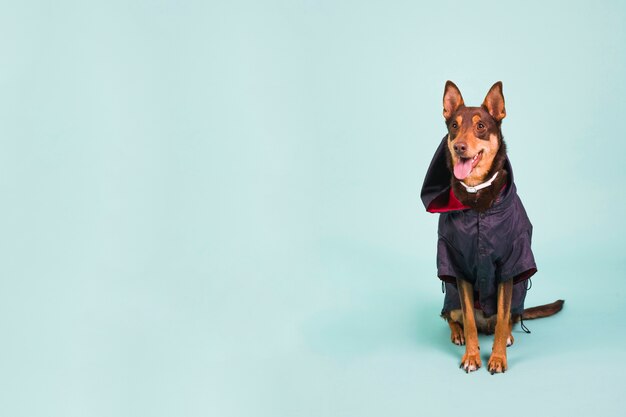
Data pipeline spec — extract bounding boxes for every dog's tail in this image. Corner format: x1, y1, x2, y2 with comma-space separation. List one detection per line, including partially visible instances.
522, 299, 565, 320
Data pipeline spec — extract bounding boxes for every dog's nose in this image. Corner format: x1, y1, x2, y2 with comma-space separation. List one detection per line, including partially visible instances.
454, 142, 467, 155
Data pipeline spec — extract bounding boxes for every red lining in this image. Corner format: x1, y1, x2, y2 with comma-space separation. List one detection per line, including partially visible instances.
426, 188, 470, 213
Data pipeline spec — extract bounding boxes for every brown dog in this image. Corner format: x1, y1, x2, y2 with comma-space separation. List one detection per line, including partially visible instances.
421, 81, 563, 373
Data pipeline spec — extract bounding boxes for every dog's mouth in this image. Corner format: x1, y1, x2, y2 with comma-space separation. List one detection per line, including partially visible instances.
454, 150, 483, 180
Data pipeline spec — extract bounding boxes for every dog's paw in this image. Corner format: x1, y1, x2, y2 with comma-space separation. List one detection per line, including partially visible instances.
487, 354, 508, 374
506, 334, 514, 347
450, 327, 465, 345
460, 352, 481, 373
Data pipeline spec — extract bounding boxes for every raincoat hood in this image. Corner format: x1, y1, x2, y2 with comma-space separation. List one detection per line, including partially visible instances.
421, 135, 515, 213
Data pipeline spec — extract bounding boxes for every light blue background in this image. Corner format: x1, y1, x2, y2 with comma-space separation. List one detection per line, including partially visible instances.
1, 1, 625, 416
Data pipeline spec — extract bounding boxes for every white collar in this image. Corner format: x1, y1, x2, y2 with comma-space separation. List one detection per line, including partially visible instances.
459, 172, 499, 194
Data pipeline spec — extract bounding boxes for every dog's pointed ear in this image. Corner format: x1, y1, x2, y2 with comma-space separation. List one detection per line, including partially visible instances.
443, 81, 464, 121
482, 81, 506, 121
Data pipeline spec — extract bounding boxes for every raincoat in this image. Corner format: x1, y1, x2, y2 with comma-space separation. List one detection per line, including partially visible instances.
421, 136, 536, 317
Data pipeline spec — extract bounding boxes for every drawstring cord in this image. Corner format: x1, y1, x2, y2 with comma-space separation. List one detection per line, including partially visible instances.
520, 278, 532, 333
520, 316, 531, 333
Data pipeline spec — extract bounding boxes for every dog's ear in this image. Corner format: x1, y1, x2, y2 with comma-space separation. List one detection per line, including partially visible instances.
482, 81, 506, 121
443, 81, 464, 121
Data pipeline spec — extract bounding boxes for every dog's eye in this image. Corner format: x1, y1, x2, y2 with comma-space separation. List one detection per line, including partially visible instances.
451, 122, 458, 129
477, 122, 485, 130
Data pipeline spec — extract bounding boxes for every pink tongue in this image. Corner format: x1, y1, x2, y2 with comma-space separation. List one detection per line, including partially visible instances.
454, 158, 473, 180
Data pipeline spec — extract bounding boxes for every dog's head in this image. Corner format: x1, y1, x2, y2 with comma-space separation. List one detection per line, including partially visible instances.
442, 81, 506, 186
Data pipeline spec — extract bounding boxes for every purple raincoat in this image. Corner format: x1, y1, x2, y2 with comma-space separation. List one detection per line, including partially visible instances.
421, 136, 537, 317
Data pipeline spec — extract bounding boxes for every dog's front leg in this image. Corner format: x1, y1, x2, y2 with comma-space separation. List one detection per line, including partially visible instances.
488, 280, 513, 374
457, 278, 481, 372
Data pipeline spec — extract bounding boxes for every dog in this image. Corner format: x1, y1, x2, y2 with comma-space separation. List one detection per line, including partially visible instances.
421, 81, 563, 373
